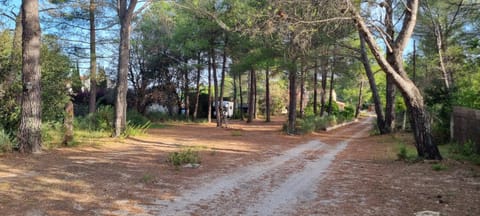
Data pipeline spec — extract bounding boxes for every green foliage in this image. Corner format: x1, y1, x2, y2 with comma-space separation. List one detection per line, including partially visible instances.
41, 121, 64, 149
295, 116, 316, 134
127, 110, 150, 126
338, 106, 355, 123
75, 105, 114, 132
447, 141, 480, 165
0, 128, 15, 153
167, 148, 200, 167
292, 115, 340, 134
41, 35, 72, 122
431, 163, 448, 171
121, 121, 151, 138
396, 143, 418, 161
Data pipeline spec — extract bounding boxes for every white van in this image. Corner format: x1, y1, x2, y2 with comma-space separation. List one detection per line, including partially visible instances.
213, 101, 234, 118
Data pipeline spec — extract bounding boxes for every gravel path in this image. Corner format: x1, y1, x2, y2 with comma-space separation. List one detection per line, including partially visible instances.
146, 118, 372, 216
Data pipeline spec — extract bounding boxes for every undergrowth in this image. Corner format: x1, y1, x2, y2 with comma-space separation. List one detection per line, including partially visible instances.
167, 147, 200, 167
0, 128, 15, 153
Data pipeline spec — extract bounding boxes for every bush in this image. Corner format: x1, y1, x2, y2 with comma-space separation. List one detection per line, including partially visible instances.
396, 143, 417, 161
167, 148, 200, 167
75, 105, 114, 132
448, 141, 480, 165
127, 110, 150, 126
0, 128, 15, 153
326, 115, 337, 127
295, 116, 316, 134
338, 106, 355, 123
41, 121, 64, 149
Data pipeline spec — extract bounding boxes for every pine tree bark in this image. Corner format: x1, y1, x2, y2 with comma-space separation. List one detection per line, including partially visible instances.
219, 35, 228, 126
327, 58, 335, 114
114, 0, 138, 137
193, 53, 201, 121
355, 80, 364, 118
247, 69, 255, 123
253, 69, 257, 119
211, 48, 220, 127
313, 60, 318, 115
287, 65, 297, 134
265, 65, 271, 122
299, 62, 305, 118
384, 0, 396, 132
184, 62, 190, 120
18, 0, 42, 153
320, 57, 328, 117
62, 101, 74, 146
359, 32, 387, 134
88, 0, 97, 114
239, 72, 244, 121
207, 55, 212, 123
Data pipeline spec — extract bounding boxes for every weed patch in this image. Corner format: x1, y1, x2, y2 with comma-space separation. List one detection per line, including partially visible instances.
167, 148, 200, 167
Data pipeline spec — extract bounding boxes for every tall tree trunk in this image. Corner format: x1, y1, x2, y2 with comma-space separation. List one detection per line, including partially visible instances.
313, 60, 318, 115
355, 79, 364, 118
219, 35, 228, 126
207, 55, 212, 123
327, 57, 335, 114
299, 61, 305, 118
265, 65, 271, 122
247, 69, 255, 123
114, 0, 138, 137
233, 70, 237, 119
384, 0, 396, 132
0, 10, 22, 100
193, 53, 201, 121
320, 57, 328, 117
239, 72, 244, 121
359, 33, 387, 133
253, 69, 257, 119
88, 0, 97, 114
212, 49, 220, 127
385, 74, 396, 132
350, 0, 442, 159
18, 0, 42, 153
184, 64, 190, 120
62, 101, 74, 146
287, 64, 297, 134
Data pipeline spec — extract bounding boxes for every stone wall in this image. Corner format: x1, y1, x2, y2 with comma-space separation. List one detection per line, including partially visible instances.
452, 106, 480, 153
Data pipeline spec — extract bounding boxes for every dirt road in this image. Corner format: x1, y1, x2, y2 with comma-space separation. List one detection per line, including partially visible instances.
2, 116, 479, 216
144, 118, 373, 215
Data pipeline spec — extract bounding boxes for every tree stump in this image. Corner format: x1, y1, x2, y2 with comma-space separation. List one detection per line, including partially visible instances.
62, 101, 74, 146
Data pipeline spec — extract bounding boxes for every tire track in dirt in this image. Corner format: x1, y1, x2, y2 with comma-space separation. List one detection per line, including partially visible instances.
147, 118, 372, 216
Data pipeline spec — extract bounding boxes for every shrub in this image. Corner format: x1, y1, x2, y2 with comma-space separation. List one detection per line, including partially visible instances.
314, 116, 328, 131
295, 116, 316, 134
75, 105, 114, 132
448, 141, 480, 165
326, 115, 337, 127
167, 148, 200, 167
127, 110, 150, 126
41, 121, 64, 149
0, 128, 15, 153
396, 143, 417, 161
